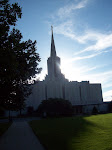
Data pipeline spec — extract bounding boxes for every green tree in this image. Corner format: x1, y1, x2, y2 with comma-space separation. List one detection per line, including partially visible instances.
92, 106, 98, 115
37, 98, 73, 117
108, 101, 112, 112
0, 0, 41, 112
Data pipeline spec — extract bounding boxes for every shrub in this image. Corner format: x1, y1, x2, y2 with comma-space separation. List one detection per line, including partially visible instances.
0, 107, 5, 117
37, 98, 73, 117
27, 106, 34, 115
92, 106, 98, 115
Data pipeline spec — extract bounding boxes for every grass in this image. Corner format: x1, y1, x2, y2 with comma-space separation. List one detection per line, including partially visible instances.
0, 122, 11, 136
30, 113, 112, 150
0, 116, 8, 119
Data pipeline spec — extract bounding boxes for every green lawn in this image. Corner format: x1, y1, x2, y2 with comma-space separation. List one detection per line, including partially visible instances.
30, 113, 112, 150
0, 122, 11, 136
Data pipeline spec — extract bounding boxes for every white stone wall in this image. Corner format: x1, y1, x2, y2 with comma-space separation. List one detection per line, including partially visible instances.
46, 80, 63, 99
64, 81, 81, 105
26, 82, 46, 110
80, 81, 90, 105
89, 84, 103, 104
26, 79, 103, 111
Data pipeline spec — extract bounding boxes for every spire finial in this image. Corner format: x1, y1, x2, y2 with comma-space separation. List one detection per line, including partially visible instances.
50, 26, 56, 57
51, 25, 53, 34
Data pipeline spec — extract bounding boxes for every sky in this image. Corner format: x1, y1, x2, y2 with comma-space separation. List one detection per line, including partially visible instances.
10, 0, 112, 102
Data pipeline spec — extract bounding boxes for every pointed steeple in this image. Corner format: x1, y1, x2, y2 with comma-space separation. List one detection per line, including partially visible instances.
50, 26, 56, 57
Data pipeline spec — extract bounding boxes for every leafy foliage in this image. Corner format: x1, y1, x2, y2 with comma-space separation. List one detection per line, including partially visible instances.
108, 101, 112, 112
92, 106, 98, 115
27, 106, 34, 115
0, 107, 5, 116
0, 0, 41, 111
37, 98, 73, 117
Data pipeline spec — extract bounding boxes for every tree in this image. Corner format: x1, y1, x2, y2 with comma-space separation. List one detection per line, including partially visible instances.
27, 106, 34, 115
108, 101, 112, 112
92, 106, 98, 115
37, 98, 73, 117
0, 0, 41, 112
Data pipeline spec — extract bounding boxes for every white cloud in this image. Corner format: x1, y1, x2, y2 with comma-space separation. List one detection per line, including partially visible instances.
84, 70, 112, 84
70, 51, 103, 61
104, 82, 112, 88
77, 31, 105, 43
57, 0, 89, 18
54, 23, 112, 55
53, 21, 112, 57
103, 90, 112, 101
49, 0, 112, 56
54, 20, 74, 38
76, 31, 112, 54
79, 66, 99, 73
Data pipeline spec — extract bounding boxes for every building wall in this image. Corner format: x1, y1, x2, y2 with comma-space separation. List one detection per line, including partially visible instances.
82, 103, 108, 114
46, 80, 63, 99
89, 84, 103, 104
26, 82, 46, 110
80, 81, 90, 105
26, 79, 103, 111
64, 81, 81, 105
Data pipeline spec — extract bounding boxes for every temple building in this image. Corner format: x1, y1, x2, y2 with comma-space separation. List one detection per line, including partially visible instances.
27, 28, 104, 114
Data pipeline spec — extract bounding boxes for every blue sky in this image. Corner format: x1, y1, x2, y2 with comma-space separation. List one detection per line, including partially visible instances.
10, 0, 112, 101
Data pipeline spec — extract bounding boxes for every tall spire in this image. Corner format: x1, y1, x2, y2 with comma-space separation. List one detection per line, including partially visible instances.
50, 26, 56, 57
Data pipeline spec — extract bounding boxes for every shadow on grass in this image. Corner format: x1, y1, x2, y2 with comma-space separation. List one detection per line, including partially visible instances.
30, 117, 97, 150
30, 114, 112, 150
0, 122, 11, 137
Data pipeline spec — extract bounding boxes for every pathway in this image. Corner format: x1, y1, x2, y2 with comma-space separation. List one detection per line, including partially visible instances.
0, 121, 45, 150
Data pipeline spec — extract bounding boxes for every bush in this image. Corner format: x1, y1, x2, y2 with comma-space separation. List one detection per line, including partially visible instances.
37, 98, 73, 117
27, 106, 34, 115
108, 101, 112, 112
0, 107, 5, 117
92, 106, 98, 115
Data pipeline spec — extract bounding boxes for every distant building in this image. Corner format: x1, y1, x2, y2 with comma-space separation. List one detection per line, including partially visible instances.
27, 28, 104, 114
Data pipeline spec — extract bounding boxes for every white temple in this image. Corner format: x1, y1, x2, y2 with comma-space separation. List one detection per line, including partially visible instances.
27, 28, 104, 113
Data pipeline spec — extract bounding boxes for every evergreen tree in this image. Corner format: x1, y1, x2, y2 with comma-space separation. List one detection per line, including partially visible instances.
0, 0, 41, 111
